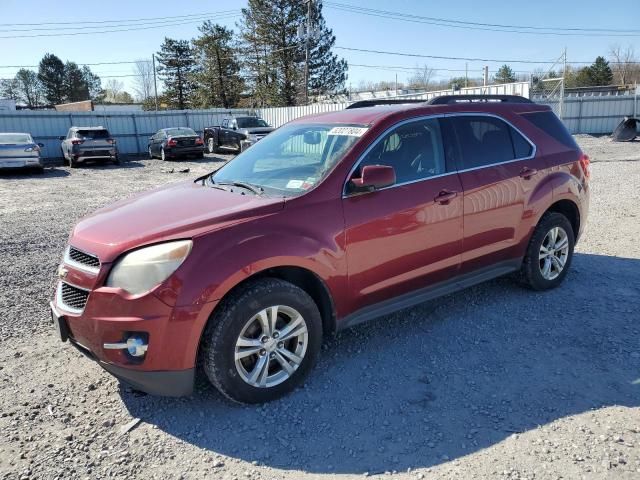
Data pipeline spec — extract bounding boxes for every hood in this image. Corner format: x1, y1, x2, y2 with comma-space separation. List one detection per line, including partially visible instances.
70, 180, 284, 262
242, 127, 275, 135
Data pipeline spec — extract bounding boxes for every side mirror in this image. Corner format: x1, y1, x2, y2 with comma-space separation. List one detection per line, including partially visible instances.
59, 136, 65, 141
349, 165, 396, 193
37, 143, 45, 148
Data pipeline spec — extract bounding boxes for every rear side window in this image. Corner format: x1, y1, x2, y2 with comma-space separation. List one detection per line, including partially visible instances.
521, 111, 578, 150
449, 116, 533, 170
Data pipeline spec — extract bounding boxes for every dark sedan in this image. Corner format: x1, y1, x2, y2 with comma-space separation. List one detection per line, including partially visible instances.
148, 128, 205, 161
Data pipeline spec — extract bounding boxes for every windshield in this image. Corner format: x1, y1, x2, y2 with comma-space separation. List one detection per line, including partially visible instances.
212, 123, 365, 197
166, 128, 197, 137
236, 117, 269, 129
0, 133, 33, 144
77, 129, 109, 139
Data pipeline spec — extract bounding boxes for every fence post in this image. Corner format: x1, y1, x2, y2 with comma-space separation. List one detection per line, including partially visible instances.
132, 113, 141, 155
185, 111, 190, 127
576, 98, 583, 135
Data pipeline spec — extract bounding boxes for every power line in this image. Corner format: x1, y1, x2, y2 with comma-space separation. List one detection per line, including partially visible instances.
325, 2, 640, 37
0, 13, 238, 34
0, 10, 240, 27
0, 15, 240, 39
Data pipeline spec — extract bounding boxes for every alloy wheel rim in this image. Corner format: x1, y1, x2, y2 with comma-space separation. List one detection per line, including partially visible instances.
208, 138, 214, 153
161, 149, 165, 161
539, 226, 569, 280
234, 305, 308, 388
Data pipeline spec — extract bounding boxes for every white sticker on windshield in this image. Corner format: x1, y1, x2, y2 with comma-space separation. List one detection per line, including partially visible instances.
328, 126, 368, 137
286, 179, 305, 189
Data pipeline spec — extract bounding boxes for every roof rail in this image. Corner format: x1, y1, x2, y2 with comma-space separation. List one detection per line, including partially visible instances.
427, 95, 533, 105
345, 99, 426, 109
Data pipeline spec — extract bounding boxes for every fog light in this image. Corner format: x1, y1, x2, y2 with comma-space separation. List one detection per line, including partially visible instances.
104, 334, 148, 357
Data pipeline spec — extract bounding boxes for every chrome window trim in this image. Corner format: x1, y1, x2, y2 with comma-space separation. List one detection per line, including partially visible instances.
64, 245, 100, 274
342, 112, 537, 197
56, 280, 90, 315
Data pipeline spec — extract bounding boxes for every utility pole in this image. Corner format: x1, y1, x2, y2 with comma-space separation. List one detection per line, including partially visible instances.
483, 66, 489, 87
152, 54, 159, 111
465, 62, 468, 88
304, 0, 312, 105
395, 73, 398, 97
559, 47, 567, 120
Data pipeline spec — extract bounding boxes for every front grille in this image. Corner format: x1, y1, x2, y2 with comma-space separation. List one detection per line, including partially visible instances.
67, 247, 100, 270
60, 282, 89, 312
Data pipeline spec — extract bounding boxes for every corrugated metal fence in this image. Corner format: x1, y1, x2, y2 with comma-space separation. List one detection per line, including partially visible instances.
0, 84, 637, 159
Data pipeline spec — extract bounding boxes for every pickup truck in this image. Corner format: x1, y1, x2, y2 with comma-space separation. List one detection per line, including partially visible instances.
203, 116, 274, 154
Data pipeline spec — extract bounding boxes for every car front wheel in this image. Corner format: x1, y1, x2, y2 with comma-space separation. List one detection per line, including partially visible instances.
161, 148, 166, 161
207, 137, 217, 154
201, 278, 322, 404
520, 212, 575, 290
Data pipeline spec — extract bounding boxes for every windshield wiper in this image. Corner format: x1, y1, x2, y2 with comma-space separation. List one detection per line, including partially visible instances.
215, 181, 265, 196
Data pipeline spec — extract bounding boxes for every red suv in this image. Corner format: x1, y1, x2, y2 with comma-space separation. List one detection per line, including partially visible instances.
51, 95, 590, 403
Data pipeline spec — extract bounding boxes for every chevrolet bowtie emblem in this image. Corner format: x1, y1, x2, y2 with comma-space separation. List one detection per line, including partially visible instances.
57, 266, 68, 280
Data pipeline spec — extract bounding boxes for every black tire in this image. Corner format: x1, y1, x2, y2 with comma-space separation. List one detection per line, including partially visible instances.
69, 157, 77, 168
201, 278, 323, 404
148, 146, 154, 159
197, 152, 205, 159
520, 212, 575, 291
113, 154, 121, 165
62, 148, 69, 166
161, 148, 167, 161
207, 137, 218, 154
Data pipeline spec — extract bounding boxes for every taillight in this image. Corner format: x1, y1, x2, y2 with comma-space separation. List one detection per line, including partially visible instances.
24, 145, 40, 153
166, 138, 177, 147
579, 154, 591, 180
195, 137, 204, 145
71, 139, 84, 145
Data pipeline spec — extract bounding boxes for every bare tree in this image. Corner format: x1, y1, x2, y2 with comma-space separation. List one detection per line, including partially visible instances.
407, 64, 435, 90
132, 60, 154, 101
609, 44, 640, 85
104, 79, 124, 103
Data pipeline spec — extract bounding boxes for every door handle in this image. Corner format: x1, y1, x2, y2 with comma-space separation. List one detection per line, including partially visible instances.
434, 190, 458, 204
519, 167, 538, 179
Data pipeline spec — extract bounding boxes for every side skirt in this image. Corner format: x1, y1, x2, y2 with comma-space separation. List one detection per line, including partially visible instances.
338, 259, 522, 331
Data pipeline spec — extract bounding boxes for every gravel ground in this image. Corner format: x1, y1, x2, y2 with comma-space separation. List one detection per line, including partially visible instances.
0, 138, 639, 480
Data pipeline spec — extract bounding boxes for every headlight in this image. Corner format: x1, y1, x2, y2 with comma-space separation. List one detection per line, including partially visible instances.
106, 240, 192, 295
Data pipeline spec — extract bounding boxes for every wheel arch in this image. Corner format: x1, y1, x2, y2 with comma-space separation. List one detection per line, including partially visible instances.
543, 199, 580, 238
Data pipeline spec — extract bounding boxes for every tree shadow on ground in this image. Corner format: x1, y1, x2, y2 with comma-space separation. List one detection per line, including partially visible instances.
120, 252, 640, 474
0, 167, 70, 180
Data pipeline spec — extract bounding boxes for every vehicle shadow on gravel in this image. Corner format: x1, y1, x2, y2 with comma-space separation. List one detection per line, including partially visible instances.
120, 252, 640, 475
0, 168, 70, 179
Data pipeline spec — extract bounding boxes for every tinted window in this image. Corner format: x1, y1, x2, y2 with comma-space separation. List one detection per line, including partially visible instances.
237, 117, 269, 128
521, 111, 578, 150
166, 128, 196, 137
450, 116, 532, 169
77, 129, 109, 139
359, 118, 446, 184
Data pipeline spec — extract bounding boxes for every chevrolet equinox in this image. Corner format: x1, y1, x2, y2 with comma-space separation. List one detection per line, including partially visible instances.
51, 95, 590, 404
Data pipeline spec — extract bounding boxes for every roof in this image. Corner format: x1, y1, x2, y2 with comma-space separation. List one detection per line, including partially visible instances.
289, 101, 549, 127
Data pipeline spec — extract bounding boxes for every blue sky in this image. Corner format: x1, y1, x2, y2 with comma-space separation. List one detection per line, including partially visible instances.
1, 0, 638, 95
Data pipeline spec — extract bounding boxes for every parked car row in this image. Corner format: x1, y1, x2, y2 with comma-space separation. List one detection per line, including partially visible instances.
0, 115, 274, 173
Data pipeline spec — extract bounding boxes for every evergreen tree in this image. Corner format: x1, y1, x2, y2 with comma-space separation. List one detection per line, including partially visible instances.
82, 66, 104, 101
588, 56, 613, 86
38, 53, 66, 104
239, 0, 347, 106
192, 22, 244, 108
494, 65, 516, 84
156, 38, 197, 109
64, 62, 89, 102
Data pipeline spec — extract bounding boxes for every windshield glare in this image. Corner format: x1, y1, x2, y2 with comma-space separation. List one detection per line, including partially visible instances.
0, 133, 33, 144
212, 123, 365, 196
237, 117, 268, 129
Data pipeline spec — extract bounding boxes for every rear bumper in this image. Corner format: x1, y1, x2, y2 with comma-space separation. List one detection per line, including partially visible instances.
0, 158, 43, 169
165, 146, 204, 157
75, 154, 117, 162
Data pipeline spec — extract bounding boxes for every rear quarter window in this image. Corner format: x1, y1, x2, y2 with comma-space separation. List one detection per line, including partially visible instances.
520, 111, 578, 150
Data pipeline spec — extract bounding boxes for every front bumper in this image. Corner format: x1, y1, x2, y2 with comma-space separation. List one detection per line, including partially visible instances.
0, 158, 43, 169
51, 281, 214, 397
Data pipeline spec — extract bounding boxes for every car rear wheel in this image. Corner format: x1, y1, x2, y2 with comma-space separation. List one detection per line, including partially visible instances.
148, 146, 154, 159
201, 278, 322, 404
161, 148, 166, 161
520, 212, 575, 290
